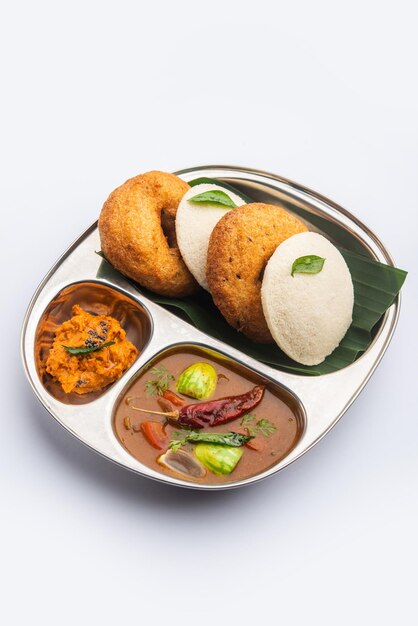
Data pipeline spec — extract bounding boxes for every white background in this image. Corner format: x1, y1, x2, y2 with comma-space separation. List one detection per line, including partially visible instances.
1, 1, 417, 624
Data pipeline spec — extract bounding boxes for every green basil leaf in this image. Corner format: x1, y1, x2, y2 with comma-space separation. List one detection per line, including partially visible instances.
188, 177, 253, 203
291, 255, 325, 276
62, 341, 115, 355
188, 190, 237, 209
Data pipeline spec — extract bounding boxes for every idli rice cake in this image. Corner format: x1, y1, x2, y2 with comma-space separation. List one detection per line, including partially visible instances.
176, 183, 246, 290
206, 203, 308, 343
261, 232, 354, 365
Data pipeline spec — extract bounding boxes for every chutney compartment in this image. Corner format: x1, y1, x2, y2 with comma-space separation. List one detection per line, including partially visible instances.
34, 280, 152, 405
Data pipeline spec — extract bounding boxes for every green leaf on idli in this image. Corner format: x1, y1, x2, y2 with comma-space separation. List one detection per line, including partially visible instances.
291, 255, 325, 276
187, 177, 253, 203
188, 189, 237, 209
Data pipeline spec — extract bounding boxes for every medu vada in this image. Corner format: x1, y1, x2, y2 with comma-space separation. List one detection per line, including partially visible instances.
206, 203, 308, 343
99, 171, 199, 297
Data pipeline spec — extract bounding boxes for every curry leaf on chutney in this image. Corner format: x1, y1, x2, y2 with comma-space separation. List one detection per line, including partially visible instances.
62, 341, 115, 355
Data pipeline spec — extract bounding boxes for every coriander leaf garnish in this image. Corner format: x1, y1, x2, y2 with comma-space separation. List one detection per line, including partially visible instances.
188, 190, 237, 209
169, 431, 253, 451
62, 341, 115, 355
240, 413, 256, 427
291, 255, 325, 277
255, 418, 277, 437
240, 414, 277, 438
145, 365, 175, 397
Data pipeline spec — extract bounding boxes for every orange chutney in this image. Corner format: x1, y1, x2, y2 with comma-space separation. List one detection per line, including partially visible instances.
46, 305, 138, 394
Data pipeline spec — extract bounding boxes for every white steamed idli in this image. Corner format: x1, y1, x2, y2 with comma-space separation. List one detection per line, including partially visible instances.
261, 232, 354, 365
176, 183, 245, 290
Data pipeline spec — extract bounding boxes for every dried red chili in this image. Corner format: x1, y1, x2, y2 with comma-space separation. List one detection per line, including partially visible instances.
177, 385, 265, 428
128, 385, 265, 429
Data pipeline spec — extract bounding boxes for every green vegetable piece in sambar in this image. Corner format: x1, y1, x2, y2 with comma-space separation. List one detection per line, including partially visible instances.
194, 443, 243, 475
176, 362, 217, 400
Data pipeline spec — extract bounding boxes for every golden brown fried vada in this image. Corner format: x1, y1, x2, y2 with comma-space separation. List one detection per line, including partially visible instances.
99, 171, 199, 297
206, 203, 308, 343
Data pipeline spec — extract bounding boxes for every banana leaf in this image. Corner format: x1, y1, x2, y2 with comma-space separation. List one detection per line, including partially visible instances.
96, 178, 407, 375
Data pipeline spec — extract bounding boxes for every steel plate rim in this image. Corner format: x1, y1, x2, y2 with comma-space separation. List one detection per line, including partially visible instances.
20, 165, 402, 490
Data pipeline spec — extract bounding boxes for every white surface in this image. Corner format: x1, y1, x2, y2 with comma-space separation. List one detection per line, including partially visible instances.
262, 233, 354, 364
1, 1, 417, 625
176, 183, 245, 289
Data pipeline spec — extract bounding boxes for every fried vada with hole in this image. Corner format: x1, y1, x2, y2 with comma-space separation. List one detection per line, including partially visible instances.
206, 203, 308, 343
99, 171, 199, 297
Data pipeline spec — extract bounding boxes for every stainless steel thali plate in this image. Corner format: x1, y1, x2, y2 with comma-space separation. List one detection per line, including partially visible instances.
21, 165, 401, 490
